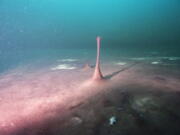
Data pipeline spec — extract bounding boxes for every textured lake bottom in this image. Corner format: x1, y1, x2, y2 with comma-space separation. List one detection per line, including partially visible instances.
0, 58, 180, 135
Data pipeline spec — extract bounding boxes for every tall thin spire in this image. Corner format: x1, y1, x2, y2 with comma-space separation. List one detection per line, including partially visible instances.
92, 36, 104, 80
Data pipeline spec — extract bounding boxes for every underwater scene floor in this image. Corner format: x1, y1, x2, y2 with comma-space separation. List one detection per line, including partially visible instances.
0, 56, 180, 135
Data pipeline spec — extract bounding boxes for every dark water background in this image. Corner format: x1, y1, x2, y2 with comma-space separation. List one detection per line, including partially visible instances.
0, 0, 180, 72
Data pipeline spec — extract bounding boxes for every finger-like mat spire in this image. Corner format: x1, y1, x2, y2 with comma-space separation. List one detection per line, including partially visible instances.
92, 36, 104, 80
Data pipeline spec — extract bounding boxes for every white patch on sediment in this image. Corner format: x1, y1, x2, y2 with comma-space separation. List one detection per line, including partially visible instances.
129, 57, 180, 62
156, 57, 180, 61
109, 116, 117, 125
57, 59, 78, 62
51, 64, 76, 70
151, 61, 160, 65
168, 57, 180, 61
130, 57, 147, 61
115, 62, 127, 66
